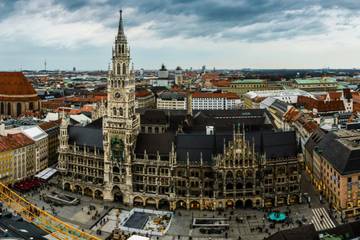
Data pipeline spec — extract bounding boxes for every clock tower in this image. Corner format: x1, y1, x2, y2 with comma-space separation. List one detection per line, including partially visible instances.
103, 10, 140, 201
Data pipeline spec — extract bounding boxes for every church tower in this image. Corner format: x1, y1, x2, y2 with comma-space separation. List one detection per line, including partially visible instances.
103, 10, 140, 201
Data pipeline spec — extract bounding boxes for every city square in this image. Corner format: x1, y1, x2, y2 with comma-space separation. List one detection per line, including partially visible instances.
1, 1, 360, 240
15, 173, 341, 240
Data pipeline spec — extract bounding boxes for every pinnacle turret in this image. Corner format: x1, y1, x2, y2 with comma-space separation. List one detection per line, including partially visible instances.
118, 10, 125, 37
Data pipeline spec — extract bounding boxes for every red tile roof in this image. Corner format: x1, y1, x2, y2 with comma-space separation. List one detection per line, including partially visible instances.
56, 107, 81, 115
39, 120, 61, 131
284, 107, 301, 122
298, 96, 345, 112
65, 96, 104, 103
327, 92, 342, 100
41, 100, 69, 110
353, 102, 360, 112
303, 121, 319, 132
202, 73, 220, 81
80, 105, 94, 112
315, 95, 327, 101
0, 133, 34, 152
212, 80, 230, 87
0, 72, 37, 96
136, 89, 152, 98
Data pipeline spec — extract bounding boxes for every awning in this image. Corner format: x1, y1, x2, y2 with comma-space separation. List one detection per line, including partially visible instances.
35, 167, 57, 180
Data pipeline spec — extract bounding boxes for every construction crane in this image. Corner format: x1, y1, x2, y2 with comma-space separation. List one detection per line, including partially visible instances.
0, 182, 101, 240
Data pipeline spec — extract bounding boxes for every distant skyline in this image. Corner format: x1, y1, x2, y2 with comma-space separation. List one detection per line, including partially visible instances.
1, 0, 360, 71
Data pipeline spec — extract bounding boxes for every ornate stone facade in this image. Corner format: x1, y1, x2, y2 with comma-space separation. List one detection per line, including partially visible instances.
58, 12, 301, 210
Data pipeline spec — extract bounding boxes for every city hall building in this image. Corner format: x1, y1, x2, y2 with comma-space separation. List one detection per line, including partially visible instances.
58, 12, 302, 210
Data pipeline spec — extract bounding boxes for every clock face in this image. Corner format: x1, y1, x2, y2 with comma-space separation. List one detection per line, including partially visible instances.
114, 92, 121, 99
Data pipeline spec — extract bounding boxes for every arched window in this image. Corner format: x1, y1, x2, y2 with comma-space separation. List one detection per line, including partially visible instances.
121, 44, 125, 54
16, 103, 21, 116
113, 107, 117, 116
122, 63, 126, 75
0, 102, 3, 115
29, 102, 34, 110
119, 108, 123, 116
113, 176, 120, 183
117, 63, 121, 75
7, 103, 11, 115
113, 166, 120, 173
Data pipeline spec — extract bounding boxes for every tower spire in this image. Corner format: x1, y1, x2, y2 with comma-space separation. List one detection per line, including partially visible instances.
118, 9, 124, 36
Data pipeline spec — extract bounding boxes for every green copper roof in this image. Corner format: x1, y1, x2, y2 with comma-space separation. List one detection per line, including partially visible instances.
294, 78, 337, 85
232, 79, 265, 84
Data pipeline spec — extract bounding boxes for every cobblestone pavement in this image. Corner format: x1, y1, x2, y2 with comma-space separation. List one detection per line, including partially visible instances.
20, 173, 341, 240
163, 204, 317, 240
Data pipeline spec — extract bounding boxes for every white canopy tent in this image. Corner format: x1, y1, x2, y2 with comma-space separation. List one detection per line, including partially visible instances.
34, 167, 57, 181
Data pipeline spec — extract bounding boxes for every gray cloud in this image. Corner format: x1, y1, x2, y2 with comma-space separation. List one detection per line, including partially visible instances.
1, 0, 360, 43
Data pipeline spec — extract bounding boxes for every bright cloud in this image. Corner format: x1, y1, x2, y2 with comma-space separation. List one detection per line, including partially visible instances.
0, 0, 360, 70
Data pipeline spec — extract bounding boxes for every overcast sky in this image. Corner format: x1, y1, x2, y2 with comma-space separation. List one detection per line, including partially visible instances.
0, 0, 360, 71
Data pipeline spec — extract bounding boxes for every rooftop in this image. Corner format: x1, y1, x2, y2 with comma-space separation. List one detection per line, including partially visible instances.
0, 133, 34, 152
0, 72, 38, 96
192, 92, 240, 99
312, 130, 360, 174
20, 126, 48, 141
158, 91, 186, 101
232, 79, 266, 84
294, 77, 337, 85
245, 89, 314, 99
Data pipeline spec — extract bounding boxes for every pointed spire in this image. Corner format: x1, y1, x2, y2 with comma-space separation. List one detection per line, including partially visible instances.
118, 9, 125, 36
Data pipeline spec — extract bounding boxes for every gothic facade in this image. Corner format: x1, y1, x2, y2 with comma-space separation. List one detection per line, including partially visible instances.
58, 12, 301, 210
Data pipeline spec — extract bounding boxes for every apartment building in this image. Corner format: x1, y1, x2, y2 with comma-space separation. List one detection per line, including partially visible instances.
305, 129, 360, 218
157, 92, 186, 110
192, 92, 241, 110
0, 132, 35, 183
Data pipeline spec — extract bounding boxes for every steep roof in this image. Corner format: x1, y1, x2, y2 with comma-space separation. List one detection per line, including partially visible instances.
297, 96, 345, 112
140, 110, 168, 125
135, 109, 298, 165
68, 125, 103, 150
135, 132, 175, 156
0, 133, 34, 152
175, 131, 297, 165
0, 72, 37, 96
316, 130, 360, 175
68, 118, 103, 150
305, 128, 326, 155
319, 220, 360, 239
39, 120, 61, 131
